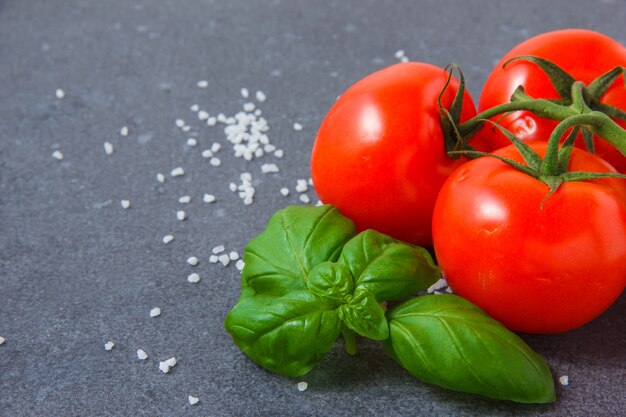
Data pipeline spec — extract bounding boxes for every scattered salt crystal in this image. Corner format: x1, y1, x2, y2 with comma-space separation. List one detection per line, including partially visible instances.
427, 278, 448, 294
295, 179, 308, 193
255, 91, 266, 102
229, 251, 239, 261
274, 149, 284, 158
162, 235, 174, 244
159, 360, 175, 374
120, 200, 131, 209
212, 245, 225, 254
229, 183, 237, 192
254, 109, 262, 116
207, 117, 217, 126
299, 194, 311, 204
197, 80, 209, 88
55, 88, 65, 99
171, 167, 185, 177
203, 194, 216, 203
0, 336, 5, 345
211, 142, 221, 153
156, 173, 165, 183
187, 256, 199, 266
198, 110, 209, 121
188, 396, 200, 405
209, 157, 221, 167
182, 125, 191, 132
209, 255, 219, 263
187, 273, 200, 283
261, 163, 279, 174
190, 104, 199, 112
201, 149, 213, 158
263, 144, 276, 153
137, 349, 148, 360
559, 375, 569, 386
179, 195, 191, 204
297, 381, 308, 392
401, 56, 409, 62
165, 357, 177, 367
150, 307, 161, 317
175, 119, 185, 128
176, 210, 187, 221
52, 150, 64, 161
218, 254, 230, 266
104, 142, 114, 155
308, 178, 313, 185
186, 138, 198, 147
241, 88, 249, 98
243, 102, 255, 112
280, 188, 290, 196
235, 259, 245, 271
120, 126, 129, 137
104, 341, 115, 351
395, 49, 405, 59
315, 200, 323, 206
293, 122, 303, 131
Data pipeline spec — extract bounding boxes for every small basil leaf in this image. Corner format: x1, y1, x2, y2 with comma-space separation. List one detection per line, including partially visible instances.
225, 291, 341, 377
338, 289, 389, 341
338, 230, 440, 301
307, 262, 354, 306
384, 295, 555, 404
242, 205, 356, 297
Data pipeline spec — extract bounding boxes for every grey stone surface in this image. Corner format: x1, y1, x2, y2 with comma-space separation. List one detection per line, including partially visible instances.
1, 0, 625, 415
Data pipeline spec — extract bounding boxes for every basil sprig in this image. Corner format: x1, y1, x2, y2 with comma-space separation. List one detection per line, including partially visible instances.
225, 205, 555, 403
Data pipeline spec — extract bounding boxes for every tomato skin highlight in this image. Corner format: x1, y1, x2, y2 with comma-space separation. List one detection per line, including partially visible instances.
432, 143, 626, 334
479, 29, 626, 172
311, 62, 480, 246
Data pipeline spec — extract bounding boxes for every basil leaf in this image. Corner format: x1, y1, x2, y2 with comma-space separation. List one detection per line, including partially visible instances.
225, 291, 341, 377
338, 230, 440, 301
242, 205, 356, 297
338, 289, 389, 341
384, 295, 555, 404
307, 262, 354, 306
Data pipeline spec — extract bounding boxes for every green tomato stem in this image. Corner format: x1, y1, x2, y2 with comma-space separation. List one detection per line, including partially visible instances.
342, 327, 358, 356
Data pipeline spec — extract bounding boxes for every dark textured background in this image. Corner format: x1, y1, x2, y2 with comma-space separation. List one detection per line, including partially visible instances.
1, 0, 625, 416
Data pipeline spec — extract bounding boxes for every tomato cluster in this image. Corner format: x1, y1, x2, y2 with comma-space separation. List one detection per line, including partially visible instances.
311, 29, 626, 333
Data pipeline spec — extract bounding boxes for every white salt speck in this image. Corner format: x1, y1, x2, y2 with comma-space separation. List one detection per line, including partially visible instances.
211, 142, 221, 153
261, 163, 279, 174
156, 173, 165, 183
256, 91, 267, 102
229, 251, 239, 261
187, 256, 199, 266
197, 80, 209, 88
209, 255, 219, 263
274, 149, 284, 158
186, 138, 198, 147
559, 375, 569, 386
182, 125, 191, 132
55, 88, 65, 99
179, 195, 191, 204
201, 149, 213, 158
241, 87, 249, 98
207, 117, 217, 126
165, 357, 177, 367
52, 150, 64, 161
137, 349, 148, 360
280, 187, 290, 197
150, 307, 161, 317
0, 336, 5, 345
293, 122, 303, 131
243, 102, 255, 112
104, 142, 114, 155
175, 119, 185, 128
299, 194, 311, 204
229, 183, 237, 192
295, 179, 308, 193
104, 341, 115, 351
171, 167, 185, 177
235, 259, 245, 271
427, 278, 449, 294
162, 235, 174, 244
120, 200, 131, 209
176, 210, 187, 221
308, 178, 313, 185
188, 395, 200, 405
395, 49, 405, 59
401, 56, 409, 62
218, 254, 230, 266
190, 104, 199, 112
159, 362, 170, 373
254, 109, 262, 116
297, 381, 308, 392
120, 126, 129, 137
198, 110, 209, 121
187, 273, 200, 283
212, 245, 225, 254
315, 200, 323, 206
210, 157, 221, 167
203, 194, 216, 203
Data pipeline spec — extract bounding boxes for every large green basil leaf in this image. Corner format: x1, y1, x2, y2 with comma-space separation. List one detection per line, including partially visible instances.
338, 289, 388, 341
242, 205, 356, 297
224, 291, 342, 377
338, 230, 440, 301
384, 295, 555, 404
306, 262, 354, 306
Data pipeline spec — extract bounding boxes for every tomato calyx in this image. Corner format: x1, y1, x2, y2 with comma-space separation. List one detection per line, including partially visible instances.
438, 64, 472, 157
450, 56, 626, 155
451, 115, 626, 198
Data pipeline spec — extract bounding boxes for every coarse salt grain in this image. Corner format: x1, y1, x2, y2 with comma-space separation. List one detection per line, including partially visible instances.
182, 125, 191, 132
162, 235, 174, 244
177, 210, 187, 221
179, 195, 191, 204
156, 173, 165, 183
280, 187, 290, 196
293, 122, 303, 131
201, 149, 213, 158
229, 251, 239, 261
203, 194, 216, 203
211, 142, 221, 153
207, 117, 217, 126
209, 157, 221, 167
189, 396, 200, 405
104, 341, 115, 351
243, 102, 255, 112
235, 259, 245, 271
274, 149, 284, 158
261, 163, 279, 174
198, 110, 209, 121
55, 88, 65, 99
255, 91, 266, 102
395, 49, 405, 59
150, 307, 161, 317
165, 357, 177, 367
241, 87, 249, 98
187, 256, 199, 266
295, 179, 308, 193
52, 150, 64, 161
299, 194, 310, 204
187, 138, 198, 147
104, 142, 114, 155
190, 104, 199, 112
209, 255, 219, 263
137, 349, 148, 360
229, 182, 237, 192
297, 381, 308, 392
218, 254, 230, 266
120, 126, 129, 137
120, 200, 131, 209
0, 336, 5, 345
175, 119, 185, 128
159, 362, 170, 373
197, 80, 209, 88
171, 167, 184, 177
212, 245, 225, 254
187, 273, 200, 283
559, 375, 569, 386
427, 278, 448, 294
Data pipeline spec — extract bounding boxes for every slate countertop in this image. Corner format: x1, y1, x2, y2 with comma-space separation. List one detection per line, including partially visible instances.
1, 1, 624, 415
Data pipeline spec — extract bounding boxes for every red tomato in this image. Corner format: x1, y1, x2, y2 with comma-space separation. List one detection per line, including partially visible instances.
311, 62, 483, 246
479, 29, 626, 172
432, 142, 626, 333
